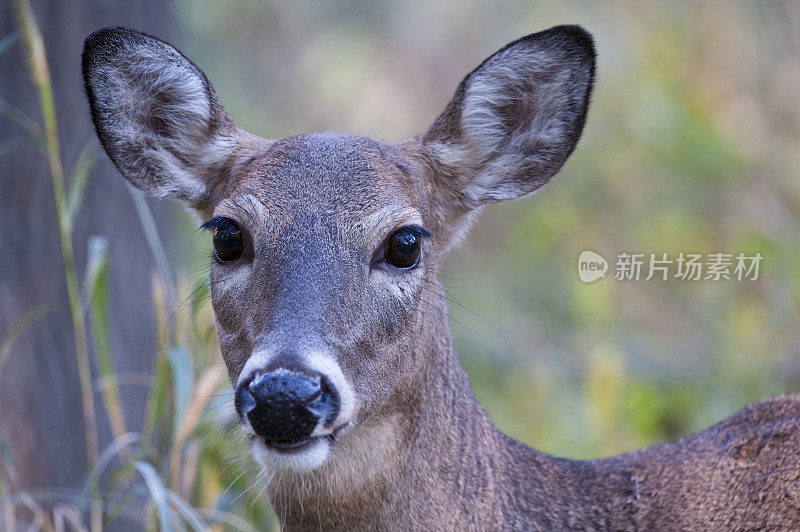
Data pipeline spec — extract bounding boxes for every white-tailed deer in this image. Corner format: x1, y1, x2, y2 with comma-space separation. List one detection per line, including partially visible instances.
83, 25, 800, 530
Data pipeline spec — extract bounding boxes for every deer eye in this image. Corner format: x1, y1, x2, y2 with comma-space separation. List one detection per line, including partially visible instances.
205, 217, 243, 262
385, 227, 423, 269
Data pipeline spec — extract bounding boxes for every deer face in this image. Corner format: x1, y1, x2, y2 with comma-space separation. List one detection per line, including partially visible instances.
203, 133, 440, 471
83, 26, 594, 472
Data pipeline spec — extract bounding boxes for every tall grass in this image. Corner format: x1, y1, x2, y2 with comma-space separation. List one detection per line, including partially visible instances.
13, 0, 98, 472
12, 0, 101, 528
0, 2, 276, 529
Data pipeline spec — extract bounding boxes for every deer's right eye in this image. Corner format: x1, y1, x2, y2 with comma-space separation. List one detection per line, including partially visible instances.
203, 217, 244, 262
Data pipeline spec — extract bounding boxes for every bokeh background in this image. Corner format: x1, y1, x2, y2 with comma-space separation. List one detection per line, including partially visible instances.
1, 0, 799, 529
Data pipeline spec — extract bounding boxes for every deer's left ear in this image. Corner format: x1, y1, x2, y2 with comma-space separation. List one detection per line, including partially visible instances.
423, 25, 595, 209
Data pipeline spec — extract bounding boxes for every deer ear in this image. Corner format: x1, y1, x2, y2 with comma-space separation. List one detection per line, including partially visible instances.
423, 25, 595, 209
82, 26, 243, 212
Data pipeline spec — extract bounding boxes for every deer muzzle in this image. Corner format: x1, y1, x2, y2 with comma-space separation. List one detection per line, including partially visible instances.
235, 370, 339, 450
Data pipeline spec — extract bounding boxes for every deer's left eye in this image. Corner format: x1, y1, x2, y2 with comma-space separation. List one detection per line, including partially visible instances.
385, 227, 423, 269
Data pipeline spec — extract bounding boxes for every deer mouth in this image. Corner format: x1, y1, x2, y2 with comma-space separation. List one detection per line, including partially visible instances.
250, 421, 355, 472
261, 434, 337, 454
265, 437, 317, 453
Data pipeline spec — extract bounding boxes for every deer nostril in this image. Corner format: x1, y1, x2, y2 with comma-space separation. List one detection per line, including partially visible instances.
318, 375, 339, 426
234, 381, 257, 418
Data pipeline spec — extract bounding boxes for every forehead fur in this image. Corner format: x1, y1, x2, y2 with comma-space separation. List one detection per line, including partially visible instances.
228, 132, 424, 226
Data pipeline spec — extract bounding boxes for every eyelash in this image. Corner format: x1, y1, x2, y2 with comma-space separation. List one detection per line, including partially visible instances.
395, 225, 432, 240
200, 216, 237, 231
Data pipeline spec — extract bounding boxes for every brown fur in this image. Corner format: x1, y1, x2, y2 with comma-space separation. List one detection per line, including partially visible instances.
83, 24, 800, 530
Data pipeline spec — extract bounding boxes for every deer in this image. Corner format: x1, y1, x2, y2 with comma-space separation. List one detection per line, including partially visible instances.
81, 24, 800, 530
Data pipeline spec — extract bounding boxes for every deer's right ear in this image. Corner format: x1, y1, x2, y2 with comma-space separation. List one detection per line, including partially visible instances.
82, 27, 247, 213
422, 25, 595, 212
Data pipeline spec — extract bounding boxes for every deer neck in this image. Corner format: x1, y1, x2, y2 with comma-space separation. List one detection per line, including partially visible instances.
268, 288, 519, 529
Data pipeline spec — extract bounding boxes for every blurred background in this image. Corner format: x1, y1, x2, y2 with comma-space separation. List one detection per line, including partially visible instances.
1, 0, 799, 529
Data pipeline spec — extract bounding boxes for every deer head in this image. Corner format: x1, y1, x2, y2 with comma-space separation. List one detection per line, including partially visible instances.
82, 25, 594, 475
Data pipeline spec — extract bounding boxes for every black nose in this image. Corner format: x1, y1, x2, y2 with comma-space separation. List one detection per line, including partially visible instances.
235, 371, 339, 444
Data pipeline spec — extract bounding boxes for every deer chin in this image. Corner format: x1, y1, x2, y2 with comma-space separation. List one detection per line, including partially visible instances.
252, 435, 332, 472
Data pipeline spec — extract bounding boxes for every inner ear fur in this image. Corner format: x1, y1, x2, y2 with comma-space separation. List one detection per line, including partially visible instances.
423, 25, 596, 210
82, 26, 249, 212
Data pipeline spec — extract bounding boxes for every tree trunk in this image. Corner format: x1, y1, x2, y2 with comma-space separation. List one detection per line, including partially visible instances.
0, 0, 174, 494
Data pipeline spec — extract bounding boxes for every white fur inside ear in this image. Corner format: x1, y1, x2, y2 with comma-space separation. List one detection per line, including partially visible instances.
113, 46, 234, 194
86, 30, 238, 202
461, 50, 572, 200
110, 46, 211, 139
427, 31, 594, 206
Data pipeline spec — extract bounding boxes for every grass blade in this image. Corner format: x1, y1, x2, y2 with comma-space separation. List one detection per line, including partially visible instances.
53, 503, 87, 532
0, 429, 18, 481
197, 509, 258, 532
167, 492, 206, 531
0, 98, 45, 145
142, 274, 172, 456
0, 304, 52, 519
127, 184, 175, 305
0, 305, 50, 378
165, 346, 192, 490
168, 364, 227, 492
0, 137, 39, 155
134, 461, 175, 532
169, 347, 193, 442
79, 433, 140, 521
86, 236, 128, 446
0, 30, 19, 57
67, 142, 99, 224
